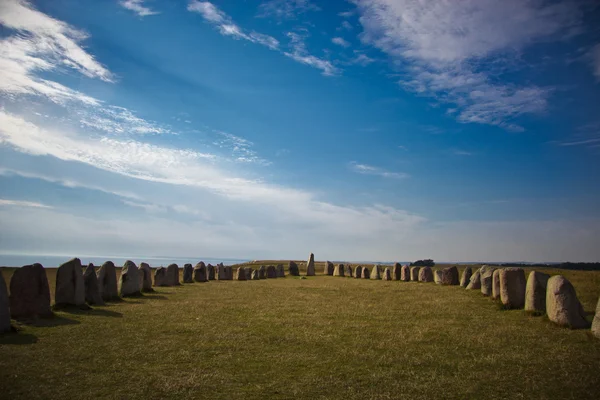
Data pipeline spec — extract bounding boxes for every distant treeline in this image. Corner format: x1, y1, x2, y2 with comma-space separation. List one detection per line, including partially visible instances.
488, 262, 600, 271
410, 259, 435, 267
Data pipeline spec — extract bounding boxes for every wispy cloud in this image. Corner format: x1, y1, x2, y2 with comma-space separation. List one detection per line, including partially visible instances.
339, 21, 353, 31
450, 149, 473, 156
0, 198, 52, 209
588, 43, 600, 81
348, 161, 409, 179
284, 32, 339, 76
352, 52, 375, 66
212, 130, 271, 166
353, 0, 585, 131
551, 122, 600, 151
257, 0, 319, 21
332, 37, 351, 48
339, 10, 355, 18
119, 0, 159, 17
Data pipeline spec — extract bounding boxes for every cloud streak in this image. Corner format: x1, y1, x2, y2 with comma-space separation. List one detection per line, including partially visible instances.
349, 161, 409, 179
0, 198, 52, 209
119, 0, 159, 17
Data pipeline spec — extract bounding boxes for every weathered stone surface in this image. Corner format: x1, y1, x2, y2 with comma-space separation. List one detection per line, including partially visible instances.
546, 275, 589, 329
251, 270, 260, 280
492, 269, 501, 300
410, 267, 420, 282
97, 261, 119, 300
277, 264, 285, 278
0, 272, 12, 333
465, 269, 481, 290
306, 253, 315, 276
371, 266, 381, 280
139, 262, 154, 292
418, 266, 433, 283
193, 263, 207, 283
183, 264, 193, 283
333, 264, 345, 277
524, 271, 550, 313
119, 260, 141, 297
236, 267, 247, 281
166, 264, 180, 286
55, 258, 86, 307
215, 264, 226, 280
383, 267, 392, 281
345, 264, 353, 277
154, 267, 168, 286
361, 266, 370, 279
354, 266, 362, 279
592, 293, 600, 339
401, 265, 411, 281
441, 266, 460, 286
9, 264, 52, 319
393, 263, 402, 281
259, 265, 266, 279
288, 261, 299, 276
460, 267, 472, 288
244, 268, 253, 280
480, 265, 496, 296
434, 270, 443, 284
499, 268, 526, 309
266, 265, 277, 279
84, 264, 104, 306
206, 264, 215, 281
324, 261, 334, 276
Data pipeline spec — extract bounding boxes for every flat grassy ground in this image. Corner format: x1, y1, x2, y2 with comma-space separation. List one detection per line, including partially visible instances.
1, 263, 599, 399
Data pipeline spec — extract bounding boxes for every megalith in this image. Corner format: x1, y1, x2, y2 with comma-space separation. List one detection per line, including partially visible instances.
410, 267, 420, 282
499, 268, 526, 309
193, 263, 207, 283
139, 262, 154, 292
266, 265, 277, 278
236, 267, 247, 281
441, 266, 459, 285
434, 270, 443, 284
401, 265, 411, 281
84, 264, 104, 306
259, 265, 266, 279
97, 261, 119, 301
492, 269, 501, 300
0, 272, 12, 332
216, 264, 227, 280
251, 270, 260, 280
9, 264, 52, 319
345, 264, 353, 277
324, 261, 334, 276
306, 253, 315, 276
182, 264, 193, 283
244, 268, 253, 280
460, 267, 472, 288
277, 264, 285, 278
333, 264, 345, 277
55, 258, 87, 308
383, 267, 392, 281
289, 261, 299, 276
546, 275, 589, 329
465, 269, 481, 290
354, 266, 363, 279
371, 265, 381, 280
206, 264, 215, 281
119, 260, 141, 297
592, 293, 600, 339
166, 264, 180, 286
524, 271, 550, 313
361, 266, 370, 279
418, 266, 433, 283
393, 263, 402, 281
480, 265, 496, 296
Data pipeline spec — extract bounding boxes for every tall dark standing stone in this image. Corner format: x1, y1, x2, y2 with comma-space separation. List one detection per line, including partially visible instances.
277, 264, 286, 278
480, 265, 496, 297
383, 268, 392, 281
266, 265, 277, 278
499, 268, 526, 309
251, 270, 260, 280
193, 263, 208, 282
10, 263, 52, 319
361, 266, 370, 279
354, 266, 363, 279
524, 271, 550, 313
441, 266, 460, 285
401, 265, 411, 281
139, 262, 154, 292
324, 261, 334, 276
244, 268, 253, 280
393, 263, 402, 281
306, 253, 315, 276
288, 261, 299, 276
345, 264, 353, 277
55, 258, 87, 308
97, 261, 119, 301
333, 264, 345, 277
460, 267, 472, 288
206, 264, 215, 281
236, 267, 247, 281
227, 266, 234, 280
466, 269, 481, 290
165, 264, 180, 286
154, 267, 168, 286
84, 264, 104, 306
119, 260, 141, 297
418, 267, 433, 283
216, 264, 227, 280
183, 264, 194, 283
410, 267, 420, 282
259, 265, 266, 279
0, 272, 12, 333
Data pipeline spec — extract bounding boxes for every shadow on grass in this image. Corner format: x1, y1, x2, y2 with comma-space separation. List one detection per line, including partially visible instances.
59, 307, 123, 318
0, 331, 38, 345
138, 294, 168, 301
16, 313, 80, 328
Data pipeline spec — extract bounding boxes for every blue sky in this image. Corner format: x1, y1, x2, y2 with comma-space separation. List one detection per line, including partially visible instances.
0, 0, 599, 262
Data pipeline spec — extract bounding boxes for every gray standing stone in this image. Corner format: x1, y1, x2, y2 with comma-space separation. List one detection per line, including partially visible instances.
499, 268, 526, 309
139, 262, 154, 292
418, 266, 433, 283
592, 293, 600, 339
345, 264, 353, 277
259, 265, 266, 279
227, 266, 234, 280
266, 265, 277, 279
236, 267, 247, 281
441, 266, 459, 285
288, 261, 299, 276
361, 266, 370, 279
97, 261, 119, 301
166, 264, 180, 286
9, 264, 52, 320
193, 263, 207, 283
466, 269, 481, 290
119, 260, 141, 297
410, 267, 420, 282
183, 264, 193, 283
370, 265, 381, 280
524, 271, 550, 313
55, 258, 87, 308
401, 265, 411, 281
434, 270, 443, 284
244, 268, 253, 280
324, 261, 334, 276
460, 267, 473, 288
306, 253, 315, 276
206, 264, 215, 281
546, 275, 589, 329
354, 266, 363, 279
393, 263, 402, 281
251, 270, 260, 280
0, 272, 12, 333
492, 269, 501, 300
383, 267, 392, 281
154, 267, 168, 286
84, 264, 104, 306
333, 264, 345, 277
277, 264, 285, 278
480, 265, 496, 296
216, 264, 226, 280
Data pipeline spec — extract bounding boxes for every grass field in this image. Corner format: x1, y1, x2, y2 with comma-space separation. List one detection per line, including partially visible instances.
1, 263, 599, 399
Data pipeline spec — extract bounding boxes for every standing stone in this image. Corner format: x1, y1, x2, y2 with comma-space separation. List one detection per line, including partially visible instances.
183, 264, 193, 283
480, 265, 496, 296
333, 264, 345, 277
84, 264, 104, 306
259, 265, 266, 279
119, 260, 141, 297
460, 267, 473, 288
266, 265, 277, 279
206, 264, 215, 281
216, 264, 227, 280
236, 267, 247, 281
193, 263, 208, 283
277, 264, 285, 278
0, 272, 12, 332
9, 264, 52, 319
97, 261, 119, 301
410, 267, 421, 282
154, 267, 168, 286
466, 269, 481, 290
371, 266, 382, 280
227, 266, 234, 280
251, 270, 260, 280
418, 266, 433, 283
361, 266, 370, 279
546, 275, 589, 329
324, 261, 334, 276
55, 258, 87, 308
441, 266, 460, 285
499, 268, 526, 309
139, 262, 154, 292
401, 265, 411, 281
306, 253, 315, 276
288, 261, 299, 276
434, 270, 443, 284
592, 293, 600, 339
166, 264, 180, 286
345, 264, 353, 277
492, 269, 501, 300
393, 263, 402, 281
354, 266, 363, 279
383, 268, 392, 281
244, 268, 253, 280
524, 271, 550, 313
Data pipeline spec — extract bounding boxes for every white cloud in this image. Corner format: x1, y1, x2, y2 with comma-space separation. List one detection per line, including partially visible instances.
352, 53, 375, 66
257, 0, 319, 21
450, 149, 473, 156
339, 10, 355, 18
332, 37, 351, 48
349, 161, 409, 179
119, 0, 159, 17
0, 198, 52, 209
212, 130, 271, 166
588, 44, 600, 81
353, 0, 584, 130
339, 21, 353, 31
284, 32, 339, 76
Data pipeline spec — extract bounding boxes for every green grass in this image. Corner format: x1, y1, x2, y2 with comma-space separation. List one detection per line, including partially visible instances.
1, 264, 599, 399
